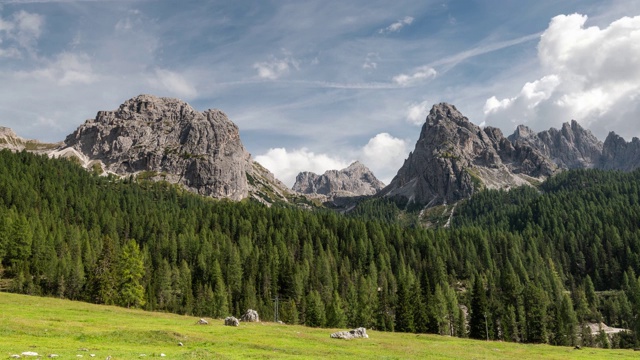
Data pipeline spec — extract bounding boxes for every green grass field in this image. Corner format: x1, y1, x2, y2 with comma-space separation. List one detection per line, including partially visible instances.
0, 292, 636, 359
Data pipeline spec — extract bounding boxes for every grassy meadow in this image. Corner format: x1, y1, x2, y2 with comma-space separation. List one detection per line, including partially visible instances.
0, 292, 637, 359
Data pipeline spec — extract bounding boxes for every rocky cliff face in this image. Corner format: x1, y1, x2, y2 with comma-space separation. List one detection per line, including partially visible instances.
508, 120, 603, 169
293, 161, 385, 198
381, 103, 640, 207
0, 126, 60, 152
379, 103, 557, 206
600, 133, 640, 171
63, 94, 292, 203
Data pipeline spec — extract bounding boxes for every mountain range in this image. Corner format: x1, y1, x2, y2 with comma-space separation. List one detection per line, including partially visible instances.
2, 95, 639, 208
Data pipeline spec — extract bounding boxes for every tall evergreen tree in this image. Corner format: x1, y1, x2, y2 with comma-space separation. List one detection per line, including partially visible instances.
469, 276, 488, 340
117, 239, 146, 308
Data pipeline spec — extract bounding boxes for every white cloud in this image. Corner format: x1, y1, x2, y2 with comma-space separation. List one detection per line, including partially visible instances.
392, 66, 437, 86
255, 133, 409, 187
16, 52, 98, 85
484, 13, 640, 138
362, 53, 378, 70
406, 100, 431, 125
379, 16, 414, 34
255, 148, 351, 187
150, 69, 198, 99
0, 10, 43, 57
361, 133, 409, 184
253, 53, 300, 80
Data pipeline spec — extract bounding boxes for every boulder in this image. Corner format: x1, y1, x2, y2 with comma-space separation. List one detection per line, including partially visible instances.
224, 316, 240, 326
330, 327, 369, 339
240, 309, 260, 322
197, 318, 209, 325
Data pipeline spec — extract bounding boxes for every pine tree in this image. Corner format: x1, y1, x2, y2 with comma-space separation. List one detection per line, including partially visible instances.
524, 283, 548, 343
90, 236, 118, 304
326, 291, 347, 328
395, 276, 415, 333
469, 276, 489, 339
305, 290, 326, 327
117, 239, 146, 308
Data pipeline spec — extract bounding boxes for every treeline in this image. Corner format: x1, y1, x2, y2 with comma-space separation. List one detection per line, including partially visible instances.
0, 150, 639, 348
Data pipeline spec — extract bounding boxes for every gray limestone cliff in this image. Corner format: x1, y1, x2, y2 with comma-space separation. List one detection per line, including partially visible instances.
293, 161, 385, 199
0, 126, 60, 152
600, 132, 640, 171
379, 103, 557, 206
62, 94, 292, 203
508, 120, 603, 169
381, 103, 640, 207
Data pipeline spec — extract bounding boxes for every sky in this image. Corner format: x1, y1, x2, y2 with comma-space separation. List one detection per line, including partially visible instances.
1, 0, 640, 186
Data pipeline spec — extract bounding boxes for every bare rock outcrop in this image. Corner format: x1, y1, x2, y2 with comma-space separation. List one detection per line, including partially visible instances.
330, 327, 369, 339
600, 132, 640, 171
61, 95, 293, 203
293, 161, 385, 199
379, 103, 556, 207
240, 309, 259, 322
0, 126, 60, 152
508, 120, 603, 169
224, 316, 239, 326
64, 95, 251, 200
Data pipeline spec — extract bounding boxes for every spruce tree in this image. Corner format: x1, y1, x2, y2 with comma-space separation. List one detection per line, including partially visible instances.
117, 239, 146, 308
469, 276, 488, 340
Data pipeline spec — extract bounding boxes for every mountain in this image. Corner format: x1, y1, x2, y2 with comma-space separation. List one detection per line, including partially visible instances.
293, 161, 385, 199
380, 103, 640, 207
379, 103, 557, 206
508, 120, 603, 169
600, 132, 640, 171
0, 126, 60, 152
2, 95, 294, 204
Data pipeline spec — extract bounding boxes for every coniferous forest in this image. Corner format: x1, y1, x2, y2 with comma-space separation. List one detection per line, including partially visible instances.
1, 149, 640, 348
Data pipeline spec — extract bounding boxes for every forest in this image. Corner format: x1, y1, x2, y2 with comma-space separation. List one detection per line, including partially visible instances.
0, 149, 639, 348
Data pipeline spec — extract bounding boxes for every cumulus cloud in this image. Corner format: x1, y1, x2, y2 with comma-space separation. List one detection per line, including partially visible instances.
253, 52, 300, 80
361, 133, 409, 184
255, 148, 351, 187
406, 100, 431, 125
484, 14, 640, 138
392, 66, 437, 86
379, 16, 414, 34
255, 133, 409, 187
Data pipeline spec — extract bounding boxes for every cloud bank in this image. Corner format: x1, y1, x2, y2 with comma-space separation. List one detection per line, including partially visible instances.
484, 14, 640, 139
255, 132, 409, 187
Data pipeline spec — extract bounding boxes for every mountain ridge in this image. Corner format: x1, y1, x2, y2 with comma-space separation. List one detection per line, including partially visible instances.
381, 103, 640, 207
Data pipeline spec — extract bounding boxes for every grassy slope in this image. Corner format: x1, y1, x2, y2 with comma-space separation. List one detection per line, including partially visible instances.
0, 292, 636, 360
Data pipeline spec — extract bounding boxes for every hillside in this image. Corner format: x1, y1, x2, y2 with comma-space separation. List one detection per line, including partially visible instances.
0, 292, 635, 359
1, 149, 639, 349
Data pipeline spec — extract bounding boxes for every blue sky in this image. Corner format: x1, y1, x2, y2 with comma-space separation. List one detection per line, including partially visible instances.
1, 0, 640, 185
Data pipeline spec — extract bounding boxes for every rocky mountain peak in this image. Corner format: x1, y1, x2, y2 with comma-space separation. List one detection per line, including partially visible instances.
380, 103, 556, 207
62, 95, 292, 203
292, 161, 385, 200
510, 119, 603, 169
601, 132, 640, 171
0, 126, 60, 152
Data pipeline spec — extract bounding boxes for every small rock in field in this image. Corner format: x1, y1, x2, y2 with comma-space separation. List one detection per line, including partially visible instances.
22, 352, 39, 357
48, 355, 59, 358
197, 318, 208, 325
178, 342, 183, 346
10, 355, 21, 359
160, 354, 166, 357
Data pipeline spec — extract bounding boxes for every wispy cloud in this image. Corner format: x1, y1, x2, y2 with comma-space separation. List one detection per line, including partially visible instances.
253, 52, 300, 80
428, 32, 542, 72
392, 66, 437, 86
379, 16, 414, 34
